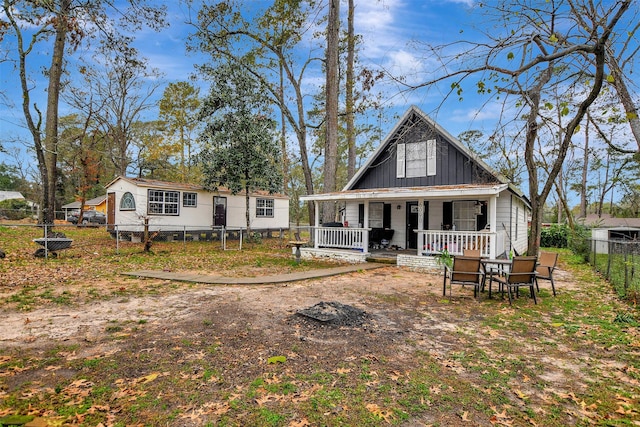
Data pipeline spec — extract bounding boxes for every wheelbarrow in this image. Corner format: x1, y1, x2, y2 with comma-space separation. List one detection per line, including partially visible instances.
33, 237, 73, 258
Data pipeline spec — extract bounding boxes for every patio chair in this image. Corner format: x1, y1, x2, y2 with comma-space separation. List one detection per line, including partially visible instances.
488, 256, 538, 305
463, 248, 481, 257
442, 256, 484, 301
536, 252, 558, 296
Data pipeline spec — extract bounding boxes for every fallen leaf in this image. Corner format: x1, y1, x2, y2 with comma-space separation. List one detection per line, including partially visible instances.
268, 355, 286, 364
366, 403, 394, 423
137, 372, 160, 384
514, 389, 528, 400
288, 418, 311, 427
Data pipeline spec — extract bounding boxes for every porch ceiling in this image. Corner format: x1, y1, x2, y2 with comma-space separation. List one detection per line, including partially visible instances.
300, 183, 508, 202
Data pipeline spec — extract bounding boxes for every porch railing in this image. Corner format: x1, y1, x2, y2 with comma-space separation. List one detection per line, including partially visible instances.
309, 227, 507, 258
314, 226, 368, 251
416, 229, 506, 258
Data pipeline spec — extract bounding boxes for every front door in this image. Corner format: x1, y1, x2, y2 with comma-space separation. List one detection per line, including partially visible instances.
406, 201, 429, 250
213, 196, 227, 227
107, 192, 115, 231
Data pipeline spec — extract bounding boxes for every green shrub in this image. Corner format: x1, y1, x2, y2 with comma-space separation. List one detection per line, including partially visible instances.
568, 224, 591, 262
540, 223, 569, 248
0, 198, 31, 220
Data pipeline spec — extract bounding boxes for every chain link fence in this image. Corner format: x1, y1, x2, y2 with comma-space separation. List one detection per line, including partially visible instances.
585, 238, 640, 302
0, 222, 296, 259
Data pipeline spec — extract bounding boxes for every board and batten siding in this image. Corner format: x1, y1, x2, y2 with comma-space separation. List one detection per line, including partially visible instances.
351, 112, 497, 190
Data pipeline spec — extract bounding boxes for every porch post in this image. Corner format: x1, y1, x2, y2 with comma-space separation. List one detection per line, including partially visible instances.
363, 202, 370, 251
417, 198, 425, 256
314, 201, 320, 249
489, 195, 498, 258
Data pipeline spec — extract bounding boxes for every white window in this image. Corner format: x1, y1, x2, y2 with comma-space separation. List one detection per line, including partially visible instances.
396, 139, 436, 178
148, 190, 179, 215
256, 198, 274, 217
406, 140, 427, 177
183, 192, 197, 207
368, 202, 384, 228
453, 201, 476, 231
120, 192, 135, 211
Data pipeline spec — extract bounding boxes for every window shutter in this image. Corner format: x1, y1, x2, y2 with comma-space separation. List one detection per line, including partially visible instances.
427, 139, 436, 176
396, 143, 405, 178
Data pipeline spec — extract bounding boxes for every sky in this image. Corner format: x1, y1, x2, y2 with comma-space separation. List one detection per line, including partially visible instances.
0, 0, 492, 171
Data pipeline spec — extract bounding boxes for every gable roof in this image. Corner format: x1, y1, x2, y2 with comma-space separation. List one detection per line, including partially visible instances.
0, 191, 25, 202
106, 176, 288, 199
61, 195, 107, 210
344, 105, 527, 202
578, 214, 640, 228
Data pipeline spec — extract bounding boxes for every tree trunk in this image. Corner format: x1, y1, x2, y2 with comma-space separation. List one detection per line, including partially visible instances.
580, 111, 590, 218
279, 62, 289, 192
346, 0, 356, 180
323, 0, 340, 223
607, 50, 640, 152
43, 0, 71, 224
245, 182, 252, 238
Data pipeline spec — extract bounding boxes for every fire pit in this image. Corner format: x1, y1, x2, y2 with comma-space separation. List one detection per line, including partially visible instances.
297, 301, 367, 327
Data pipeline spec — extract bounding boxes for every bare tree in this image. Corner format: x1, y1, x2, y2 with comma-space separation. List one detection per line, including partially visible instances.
72, 44, 163, 177
0, 0, 166, 224
404, 0, 632, 255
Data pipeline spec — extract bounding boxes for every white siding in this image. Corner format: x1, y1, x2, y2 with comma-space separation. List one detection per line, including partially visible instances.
107, 178, 289, 231
495, 193, 529, 255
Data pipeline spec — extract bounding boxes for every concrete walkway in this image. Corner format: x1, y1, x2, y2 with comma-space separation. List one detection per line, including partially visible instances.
123, 263, 387, 285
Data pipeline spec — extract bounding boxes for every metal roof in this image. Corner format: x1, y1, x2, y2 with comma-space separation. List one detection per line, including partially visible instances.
301, 183, 509, 202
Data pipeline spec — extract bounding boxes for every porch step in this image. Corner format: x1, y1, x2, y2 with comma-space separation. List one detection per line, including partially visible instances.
366, 255, 397, 264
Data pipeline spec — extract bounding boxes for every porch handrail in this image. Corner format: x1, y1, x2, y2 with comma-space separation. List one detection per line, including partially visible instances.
314, 226, 368, 251
415, 229, 502, 258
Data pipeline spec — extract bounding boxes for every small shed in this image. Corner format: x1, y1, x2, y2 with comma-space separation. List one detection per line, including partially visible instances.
592, 226, 640, 254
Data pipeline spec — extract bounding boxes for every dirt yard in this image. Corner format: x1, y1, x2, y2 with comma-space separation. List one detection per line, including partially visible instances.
1, 259, 639, 426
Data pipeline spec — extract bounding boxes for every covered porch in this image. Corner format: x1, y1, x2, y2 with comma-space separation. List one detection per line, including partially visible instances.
300, 184, 512, 263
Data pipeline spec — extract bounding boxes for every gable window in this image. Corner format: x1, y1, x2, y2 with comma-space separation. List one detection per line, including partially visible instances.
120, 192, 136, 211
256, 198, 274, 218
396, 139, 436, 178
148, 189, 179, 215
183, 192, 197, 207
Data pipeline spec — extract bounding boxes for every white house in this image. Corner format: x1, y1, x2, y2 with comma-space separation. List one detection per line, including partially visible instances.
300, 106, 531, 268
0, 191, 25, 203
105, 176, 289, 239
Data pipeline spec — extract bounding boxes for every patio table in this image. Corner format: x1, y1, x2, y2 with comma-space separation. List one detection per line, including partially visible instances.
480, 258, 512, 297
